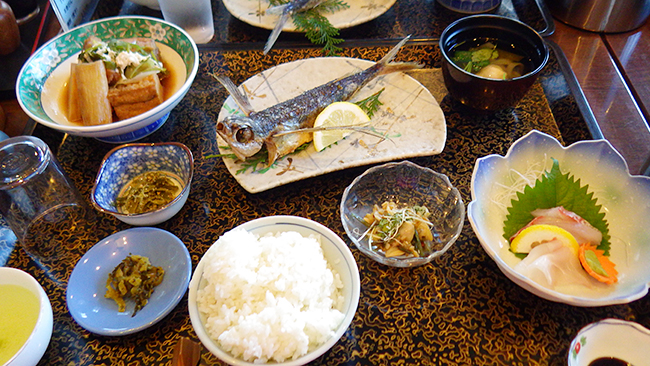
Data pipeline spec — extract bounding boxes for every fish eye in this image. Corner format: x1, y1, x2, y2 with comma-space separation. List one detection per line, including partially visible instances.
235, 127, 253, 143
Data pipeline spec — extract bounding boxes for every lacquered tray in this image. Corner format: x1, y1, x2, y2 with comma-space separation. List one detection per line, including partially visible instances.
4, 40, 626, 366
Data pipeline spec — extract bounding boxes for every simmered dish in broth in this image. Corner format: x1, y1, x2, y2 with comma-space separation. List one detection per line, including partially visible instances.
65, 36, 169, 126
450, 40, 528, 80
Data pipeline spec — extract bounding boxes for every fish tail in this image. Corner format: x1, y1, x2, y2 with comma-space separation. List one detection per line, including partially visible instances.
376, 35, 423, 74
264, 11, 291, 54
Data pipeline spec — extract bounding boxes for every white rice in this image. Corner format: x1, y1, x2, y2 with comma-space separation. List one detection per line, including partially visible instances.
196, 228, 345, 363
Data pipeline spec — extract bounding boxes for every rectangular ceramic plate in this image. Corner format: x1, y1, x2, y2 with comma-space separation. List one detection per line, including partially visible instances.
216, 57, 447, 193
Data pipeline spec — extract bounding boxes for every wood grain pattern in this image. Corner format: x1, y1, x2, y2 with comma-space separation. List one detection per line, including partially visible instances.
549, 20, 650, 175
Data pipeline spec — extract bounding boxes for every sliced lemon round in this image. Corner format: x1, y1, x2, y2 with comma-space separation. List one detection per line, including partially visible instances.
510, 224, 579, 255
313, 101, 370, 152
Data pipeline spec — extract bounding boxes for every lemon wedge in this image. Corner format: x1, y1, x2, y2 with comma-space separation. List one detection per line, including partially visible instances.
313, 102, 370, 152
510, 224, 579, 255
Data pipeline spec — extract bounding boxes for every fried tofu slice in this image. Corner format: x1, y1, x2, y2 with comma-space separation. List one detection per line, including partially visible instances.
108, 74, 164, 120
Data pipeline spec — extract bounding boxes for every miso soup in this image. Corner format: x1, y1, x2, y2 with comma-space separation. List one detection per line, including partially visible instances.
450, 38, 533, 80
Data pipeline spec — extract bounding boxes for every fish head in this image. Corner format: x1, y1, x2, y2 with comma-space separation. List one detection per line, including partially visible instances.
216, 115, 264, 161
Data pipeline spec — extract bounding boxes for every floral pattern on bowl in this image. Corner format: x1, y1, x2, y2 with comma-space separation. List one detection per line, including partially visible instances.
91, 142, 193, 226
568, 318, 650, 366
16, 16, 198, 143
468, 130, 650, 306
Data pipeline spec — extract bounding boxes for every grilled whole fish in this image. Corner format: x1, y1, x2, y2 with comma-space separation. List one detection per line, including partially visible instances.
215, 36, 420, 165
264, 0, 325, 55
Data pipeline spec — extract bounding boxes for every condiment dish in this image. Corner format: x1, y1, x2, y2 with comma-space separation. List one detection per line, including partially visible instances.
568, 318, 650, 366
468, 130, 650, 306
15, 16, 198, 143
66, 227, 192, 336
341, 160, 465, 267
188, 215, 361, 366
0, 267, 53, 366
439, 14, 549, 111
91, 142, 193, 226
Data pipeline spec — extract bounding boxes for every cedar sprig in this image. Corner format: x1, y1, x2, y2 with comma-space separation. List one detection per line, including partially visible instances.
270, 0, 349, 56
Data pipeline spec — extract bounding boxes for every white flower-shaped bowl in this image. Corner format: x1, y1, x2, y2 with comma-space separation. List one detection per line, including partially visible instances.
568, 318, 650, 366
0, 267, 53, 366
16, 16, 198, 143
468, 130, 650, 306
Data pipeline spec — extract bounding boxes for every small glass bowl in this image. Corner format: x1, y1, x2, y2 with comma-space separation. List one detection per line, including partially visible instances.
91, 142, 193, 226
340, 161, 465, 267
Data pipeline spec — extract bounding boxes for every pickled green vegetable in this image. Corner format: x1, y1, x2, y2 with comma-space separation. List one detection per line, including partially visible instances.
115, 171, 183, 214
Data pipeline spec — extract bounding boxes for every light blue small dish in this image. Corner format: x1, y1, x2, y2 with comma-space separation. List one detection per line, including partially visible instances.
91, 142, 193, 226
66, 227, 191, 336
15, 16, 199, 143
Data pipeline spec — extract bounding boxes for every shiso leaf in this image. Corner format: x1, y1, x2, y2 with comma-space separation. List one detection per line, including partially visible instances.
503, 158, 611, 255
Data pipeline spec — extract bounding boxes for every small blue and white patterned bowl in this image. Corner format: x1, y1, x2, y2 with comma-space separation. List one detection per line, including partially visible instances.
16, 16, 198, 143
91, 142, 193, 226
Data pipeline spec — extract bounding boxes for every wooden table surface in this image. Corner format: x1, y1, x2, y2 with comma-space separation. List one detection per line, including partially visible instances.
549, 20, 650, 176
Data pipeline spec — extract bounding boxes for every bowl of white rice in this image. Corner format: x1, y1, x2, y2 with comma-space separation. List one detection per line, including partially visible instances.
188, 215, 361, 365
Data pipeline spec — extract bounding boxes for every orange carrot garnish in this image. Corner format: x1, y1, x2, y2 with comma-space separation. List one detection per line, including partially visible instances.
578, 243, 618, 284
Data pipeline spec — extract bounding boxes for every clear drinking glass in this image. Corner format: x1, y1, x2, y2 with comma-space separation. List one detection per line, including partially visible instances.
0, 136, 87, 248
158, 0, 214, 44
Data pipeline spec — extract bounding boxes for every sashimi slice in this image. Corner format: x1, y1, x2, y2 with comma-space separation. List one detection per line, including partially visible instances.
509, 206, 602, 246
513, 241, 599, 290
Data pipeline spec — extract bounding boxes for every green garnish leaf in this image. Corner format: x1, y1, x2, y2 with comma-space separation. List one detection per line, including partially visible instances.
503, 158, 611, 255
451, 44, 498, 73
451, 50, 472, 65
354, 88, 384, 118
584, 250, 609, 277
472, 48, 497, 63
206, 143, 310, 174
269, 0, 349, 56
292, 10, 345, 56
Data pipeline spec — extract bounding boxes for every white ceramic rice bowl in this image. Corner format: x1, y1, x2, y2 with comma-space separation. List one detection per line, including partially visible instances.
15, 16, 198, 143
468, 130, 650, 306
188, 216, 360, 366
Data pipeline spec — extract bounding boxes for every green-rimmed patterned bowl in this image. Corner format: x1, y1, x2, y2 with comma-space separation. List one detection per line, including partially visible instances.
15, 16, 198, 143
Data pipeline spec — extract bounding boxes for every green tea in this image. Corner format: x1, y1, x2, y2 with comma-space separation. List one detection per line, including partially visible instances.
0, 284, 40, 364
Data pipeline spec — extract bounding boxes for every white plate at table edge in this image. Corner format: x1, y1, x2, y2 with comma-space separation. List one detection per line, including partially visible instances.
66, 227, 191, 336
216, 57, 447, 193
222, 0, 397, 32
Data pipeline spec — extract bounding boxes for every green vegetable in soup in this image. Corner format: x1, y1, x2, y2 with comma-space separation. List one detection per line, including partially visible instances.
451, 43, 499, 73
